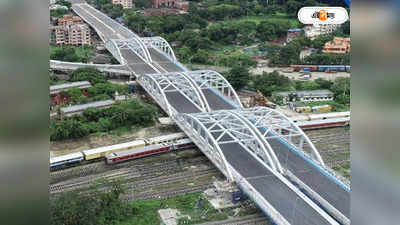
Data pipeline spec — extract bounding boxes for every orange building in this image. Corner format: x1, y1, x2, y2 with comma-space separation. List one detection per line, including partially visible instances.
322, 37, 351, 54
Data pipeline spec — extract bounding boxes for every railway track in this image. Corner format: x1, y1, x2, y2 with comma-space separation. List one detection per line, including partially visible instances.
50, 158, 216, 194
50, 150, 206, 184
197, 214, 269, 225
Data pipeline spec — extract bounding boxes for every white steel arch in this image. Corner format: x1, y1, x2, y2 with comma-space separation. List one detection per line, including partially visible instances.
186, 70, 243, 108
238, 107, 325, 166
111, 38, 153, 63
105, 39, 126, 65
229, 111, 283, 173
177, 113, 233, 180
178, 110, 283, 175
137, 74, 173, 116
141, 37, 177, 61
178, 72, 212, 112
138, 72, 209, 114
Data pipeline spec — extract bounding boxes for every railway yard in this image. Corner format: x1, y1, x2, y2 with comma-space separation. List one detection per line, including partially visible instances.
50, 126, 350, 225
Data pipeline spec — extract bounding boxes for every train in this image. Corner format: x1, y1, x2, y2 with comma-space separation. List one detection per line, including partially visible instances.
290, 65, 351, 73
50, 112, 350, 169
105, 138, 194, 164
291, 111, 350, 130
50, 132, 189, 169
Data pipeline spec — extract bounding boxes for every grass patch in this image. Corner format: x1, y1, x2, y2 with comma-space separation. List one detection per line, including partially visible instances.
118, 192, 258, 225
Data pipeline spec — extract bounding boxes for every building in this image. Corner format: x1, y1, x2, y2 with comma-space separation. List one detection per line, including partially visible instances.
49, 4, 68, 10
304, 24, 339, 39
50, 81, 92, 105
152, 0, 189, 12
274, 90, 334, 104
112, 0, 133, 9
142, 8, 181, 17
58, 14, 83, 27
51, 14, 91, 46
322, 37, 351, 54
286, 28, 302, 43
59, 100, 116, 119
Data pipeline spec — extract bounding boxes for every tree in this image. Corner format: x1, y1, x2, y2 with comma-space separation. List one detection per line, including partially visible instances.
192, 49, 209, 64
70, 67, 107, 84
225, 66, 251, 90
284, 0, 302, 15
50, 179, 133, 225
331, 77, 350, 104
310, 35, 334, 50
315, 78, 333, 89
67, 88, 84, 104
251, 71, 294, 96
256, 20, 290, 41
56, 0, 72, 8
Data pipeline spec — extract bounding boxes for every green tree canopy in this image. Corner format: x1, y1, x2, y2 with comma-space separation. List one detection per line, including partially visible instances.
225, 66, 251, 90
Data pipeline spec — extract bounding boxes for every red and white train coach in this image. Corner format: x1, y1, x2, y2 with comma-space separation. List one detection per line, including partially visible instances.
105, 138, 195, 164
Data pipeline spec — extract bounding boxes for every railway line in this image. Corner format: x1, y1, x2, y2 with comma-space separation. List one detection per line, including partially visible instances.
198, 214, 270, 225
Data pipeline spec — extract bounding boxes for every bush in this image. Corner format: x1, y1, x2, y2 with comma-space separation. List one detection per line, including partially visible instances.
50, 100, 158, 141
70, 67, 107, 84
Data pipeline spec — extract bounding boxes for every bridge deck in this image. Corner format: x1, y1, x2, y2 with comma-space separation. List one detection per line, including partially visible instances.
148, 48, 183, 72
268, 139, 350, 218
79, 4, 135, 39
119, 49, 157, 75
220, 142, 333, 225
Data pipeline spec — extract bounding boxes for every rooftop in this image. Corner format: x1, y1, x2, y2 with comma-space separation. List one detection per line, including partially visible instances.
50, 81, 92, 94
60, 99, 115, 114
275, 89, 334, 97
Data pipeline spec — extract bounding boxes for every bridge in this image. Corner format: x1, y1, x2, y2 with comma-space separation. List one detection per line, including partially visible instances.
68, 2, 350, 225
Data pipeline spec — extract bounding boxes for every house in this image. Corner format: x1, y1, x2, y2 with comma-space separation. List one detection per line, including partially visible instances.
59, 99, 116, 119
274, 89, 334, 104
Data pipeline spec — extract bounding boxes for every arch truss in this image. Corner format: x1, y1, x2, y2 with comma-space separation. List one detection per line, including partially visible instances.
186, 70, 243, 108
141, 37, 177, 61
237, 107, 325, 166
177, 110, 284, 180
138, 72, 210, 115
107, 38, 152, 64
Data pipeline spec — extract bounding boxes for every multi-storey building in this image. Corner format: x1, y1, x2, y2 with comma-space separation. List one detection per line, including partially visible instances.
152, 0, 189, 11
304, 24, 340, 39
322, 37, 351, 54
51, 14, 91, 46
112, 0, 133, 9
58, 14, 83, 27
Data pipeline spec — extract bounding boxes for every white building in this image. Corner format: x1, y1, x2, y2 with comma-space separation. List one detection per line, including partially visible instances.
304, 24, 340, 39
112, 0, 133, 9
275, 90, 334, 104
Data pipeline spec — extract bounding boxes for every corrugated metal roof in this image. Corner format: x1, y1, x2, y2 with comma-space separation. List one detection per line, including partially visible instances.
50, 152, 84, 164
60, 99, 115, 114
83, 140, 145, 155
276, 89, 333, 97
50, 81, 92, 94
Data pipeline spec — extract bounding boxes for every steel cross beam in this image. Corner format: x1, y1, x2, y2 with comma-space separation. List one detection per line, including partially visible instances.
138, 72, 209, 114
111, 38, 152, 63
237, 107, 325, 166
185, 70, 243, 108
177, 113, 234, 180
178, 110, 283, 174
105, 39, 127, 65
141, 36, 177, 61
136, 74, 173, 116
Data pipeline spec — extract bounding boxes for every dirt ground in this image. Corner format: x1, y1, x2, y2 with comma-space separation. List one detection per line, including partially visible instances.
50, 123, 180, 157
